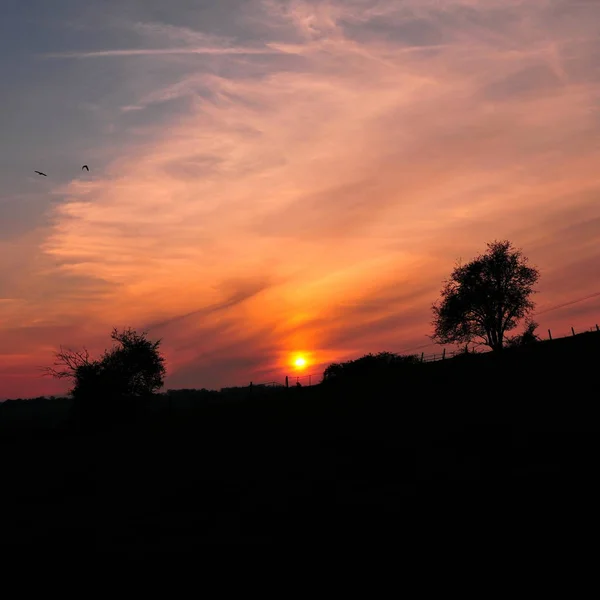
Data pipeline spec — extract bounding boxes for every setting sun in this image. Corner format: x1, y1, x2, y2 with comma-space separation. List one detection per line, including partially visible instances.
294, 356, 307, 369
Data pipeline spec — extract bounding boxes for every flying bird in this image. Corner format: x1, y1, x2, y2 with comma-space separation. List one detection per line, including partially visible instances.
82, 165, 89, 171
34, 171, 47, 176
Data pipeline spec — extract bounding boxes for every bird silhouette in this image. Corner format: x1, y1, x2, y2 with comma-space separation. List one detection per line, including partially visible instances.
82, 165, 89, 171
34, 171, 47, 177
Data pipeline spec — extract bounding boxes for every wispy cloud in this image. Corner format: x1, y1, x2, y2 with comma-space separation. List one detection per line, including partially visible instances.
42, 46, 279, 58
130, 21, 233, 46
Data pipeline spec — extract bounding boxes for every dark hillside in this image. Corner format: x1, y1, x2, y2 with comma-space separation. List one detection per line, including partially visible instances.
2, 332, 600, 549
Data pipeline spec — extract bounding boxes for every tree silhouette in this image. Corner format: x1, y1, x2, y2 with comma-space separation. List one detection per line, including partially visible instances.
97, 327, 166, 398
43, 327, 166, 401
431, 240, 540, 352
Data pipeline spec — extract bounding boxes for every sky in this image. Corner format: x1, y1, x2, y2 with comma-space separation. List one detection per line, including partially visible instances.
1, 0, 600, 399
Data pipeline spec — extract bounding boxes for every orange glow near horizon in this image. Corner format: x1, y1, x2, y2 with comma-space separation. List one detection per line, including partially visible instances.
294, 356, 307, 370
3, 1, 600, 399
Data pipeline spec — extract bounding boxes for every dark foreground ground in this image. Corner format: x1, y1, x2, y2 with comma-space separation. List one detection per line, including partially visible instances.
2, 333, 600, 551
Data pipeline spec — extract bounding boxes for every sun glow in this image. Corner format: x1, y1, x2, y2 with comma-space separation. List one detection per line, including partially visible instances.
294, 356, 307, 369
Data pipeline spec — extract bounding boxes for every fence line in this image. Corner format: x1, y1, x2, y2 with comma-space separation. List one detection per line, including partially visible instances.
255, 373, 317, 388
416, 322, 600, 364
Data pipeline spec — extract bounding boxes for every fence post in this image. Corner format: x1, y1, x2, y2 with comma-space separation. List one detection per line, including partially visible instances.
548, 329, 552, 340
285, 375, 289, 388
596, 324, 599, 332
442, 348, 446, 360
571, 326, 576, 336
420, 352, 424, 362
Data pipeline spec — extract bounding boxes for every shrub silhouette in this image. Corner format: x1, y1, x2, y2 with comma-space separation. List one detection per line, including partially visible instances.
43, 327, 166, 426
323, 362, 345, 381
95, 327, 166, 398
323, 351, 420, 382
431, 240, 540, 352
506, 319, 541, 348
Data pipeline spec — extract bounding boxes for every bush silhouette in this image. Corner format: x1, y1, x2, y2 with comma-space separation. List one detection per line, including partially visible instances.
506, 319, 541, 348
43, 327, 166, 427
323, 351, 420, 382
95, 327, 166, 398
431, 240, 540, 352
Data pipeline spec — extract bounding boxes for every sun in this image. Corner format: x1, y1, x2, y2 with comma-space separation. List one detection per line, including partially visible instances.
294, 356, 307, 369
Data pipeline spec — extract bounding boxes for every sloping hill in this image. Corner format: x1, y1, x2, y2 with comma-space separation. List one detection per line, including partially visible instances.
1, 331, 600, 548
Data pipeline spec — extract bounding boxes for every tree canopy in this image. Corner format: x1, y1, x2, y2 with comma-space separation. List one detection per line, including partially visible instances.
431, 240, 540, 352
44, 327, 166, 401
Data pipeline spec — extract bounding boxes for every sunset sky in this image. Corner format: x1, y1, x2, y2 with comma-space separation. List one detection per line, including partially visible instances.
2, 0, 600, 399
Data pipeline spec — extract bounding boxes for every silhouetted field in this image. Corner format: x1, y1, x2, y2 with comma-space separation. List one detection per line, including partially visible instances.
2, 331, 600, 550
